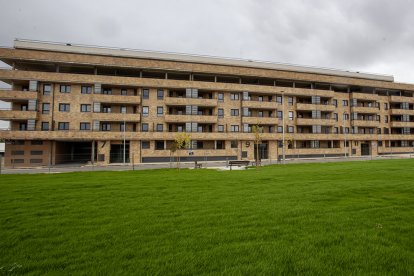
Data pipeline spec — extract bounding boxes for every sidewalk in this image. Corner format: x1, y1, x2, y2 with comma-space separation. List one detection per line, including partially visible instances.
1, 154, 413, 174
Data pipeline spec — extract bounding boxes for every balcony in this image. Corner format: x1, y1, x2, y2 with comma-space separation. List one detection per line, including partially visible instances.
390, 121, 414, 128
389, 109, 414, 115
164, 97, 217, 107
295, 118, 336, 126
294, 88, 334, 98
0, 89, 38, 101
92, 112, 141, 122
351, 92, 379, 101
242, 100, 279, 109
92, 94, 141, 104
0, 109, 37, 120
352, 106, 379, 114
164, 114, 218, 123
352, 119, 379, 127
296, 103, 335, 112
389, 95, 414, 104
242, 116, 279, 125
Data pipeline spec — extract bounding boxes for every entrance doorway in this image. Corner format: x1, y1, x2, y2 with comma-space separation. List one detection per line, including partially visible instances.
254, 142, 268, 161
110, 142, 130, 163
361, 143, 370, 156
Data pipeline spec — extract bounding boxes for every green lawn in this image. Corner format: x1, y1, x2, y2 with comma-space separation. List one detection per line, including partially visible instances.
0, 160, 413, 275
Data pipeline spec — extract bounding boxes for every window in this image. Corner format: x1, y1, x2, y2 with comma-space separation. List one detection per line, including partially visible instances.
120, 106, 127, 114
121, 89, 127, 96
288, 96, 293, 105
141, 123, 149, 132
43, 84, 51, 95
258, 111, 263, 117
288, 126, 294, 133
384, 103, 388, 110
157, 89, 164, 100
142, 106, 149, 117
19, 123, 27, 131
333, 127, 338, 134
59, 103, 70, 112
12, 140, 25, 145
31, 150, 43, 155
101, 123, 111, 131
30, 159, 43, 164
11, 159, 24, 164
218, 93, 224, 102
289, 111, 294, 120
157, 106, 164, 116
58, 122, 69, 130
231, 125, 239, 132
385, 116, 388, 123
12, 150, 24, 155
81, 86, 92, 94
231, 140, 238, 148
231, 109, 239, 116
343, 113, 349, 120
102, 105, 111, 113
277, 111, 283, 119
218, 108, 224, 118
60, 85, 71, 93
311, 140, 320, 148
41, 122, 49, 131
102, 88, 112, 95
277, 126, 283, 133
230, 93, 239, 100
333, 113, 338, 121
81, 104, 91, 112
377, 128, 382, 134
276, 96, 282, 104
31, 140, 43, 145
42, 103, 50, 114
80, 122, 90, 130
216, 140, 225, 149
155, 141, 164, 150
258, 96, 263, 102
142, 141, 150, 149
333, 99, 337, 107
218, 125, 224, 132
156, 124, 163, 132
142, 89, 149, 99
312, 125, 322, 134
344, 127, 349, 134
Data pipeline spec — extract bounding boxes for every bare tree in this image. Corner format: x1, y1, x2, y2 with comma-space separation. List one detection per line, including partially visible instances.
252, 124, 263, 167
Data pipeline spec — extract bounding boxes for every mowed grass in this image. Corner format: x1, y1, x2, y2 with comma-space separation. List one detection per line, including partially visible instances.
0, 160, 413, 275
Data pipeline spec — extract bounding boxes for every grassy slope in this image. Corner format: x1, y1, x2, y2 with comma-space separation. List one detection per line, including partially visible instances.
0, 159, 413, 275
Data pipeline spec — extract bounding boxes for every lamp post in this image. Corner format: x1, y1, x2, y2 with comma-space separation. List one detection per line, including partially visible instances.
123, 118, 126, 165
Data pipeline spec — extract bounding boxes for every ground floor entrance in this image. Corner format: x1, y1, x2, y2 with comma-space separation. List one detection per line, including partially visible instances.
55, 141, 94, 164
361, 143, 371, 156
110, 142, 130, 163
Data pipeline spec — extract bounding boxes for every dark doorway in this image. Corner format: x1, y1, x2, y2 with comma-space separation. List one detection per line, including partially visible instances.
361, 143, 370, 156
110, 142, 130, 163
55, 141, 93, 164
254, 142, 268, 161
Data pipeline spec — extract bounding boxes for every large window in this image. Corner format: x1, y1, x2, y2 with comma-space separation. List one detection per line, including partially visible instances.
60, 85, 71, 93
42, 103, 50, 114
58, 122, 69, 130
81, 104, 91, 112
43, 84, 51, 95
230, 93, 239, 100
81, 86, 92, 94
101, 123, 111, 131
230, 125, 239, 132
80, 122, 90, 130
231, 109, 239, 116
143, 106, 149, 117
142, 89, 149, 99
59, 103, 70, 112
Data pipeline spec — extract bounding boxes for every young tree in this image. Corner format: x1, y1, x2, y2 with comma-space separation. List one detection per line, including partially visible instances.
252, 124, 263, 167
174, 132, 191, 169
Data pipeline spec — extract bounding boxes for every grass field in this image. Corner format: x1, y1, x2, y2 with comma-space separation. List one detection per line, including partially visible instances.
0, 159, 413, 275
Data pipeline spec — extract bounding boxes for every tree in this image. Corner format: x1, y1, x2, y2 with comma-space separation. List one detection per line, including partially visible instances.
252, 124, 263, 167
174, 132, 191, 169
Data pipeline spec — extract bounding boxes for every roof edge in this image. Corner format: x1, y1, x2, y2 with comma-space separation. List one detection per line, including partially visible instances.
14, 39, 394, 82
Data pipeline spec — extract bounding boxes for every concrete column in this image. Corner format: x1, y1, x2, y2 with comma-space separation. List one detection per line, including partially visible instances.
97, 141, 110, 165
130, 140, 140, 164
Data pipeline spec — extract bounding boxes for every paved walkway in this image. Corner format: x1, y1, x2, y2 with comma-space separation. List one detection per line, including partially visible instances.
1, 154, 413, 174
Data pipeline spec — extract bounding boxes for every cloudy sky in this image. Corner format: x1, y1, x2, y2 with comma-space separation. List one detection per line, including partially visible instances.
1, 0, 414, 126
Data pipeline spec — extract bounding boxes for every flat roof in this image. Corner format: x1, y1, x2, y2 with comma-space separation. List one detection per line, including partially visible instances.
14, 39, 394, 82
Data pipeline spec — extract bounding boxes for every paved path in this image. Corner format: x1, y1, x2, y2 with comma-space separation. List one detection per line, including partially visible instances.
1, 154, 413, 174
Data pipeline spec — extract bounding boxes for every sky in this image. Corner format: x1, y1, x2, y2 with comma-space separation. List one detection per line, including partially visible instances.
1, 0, 414, 127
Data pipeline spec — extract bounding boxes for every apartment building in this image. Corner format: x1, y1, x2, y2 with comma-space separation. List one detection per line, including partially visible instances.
0, 39, 414, 167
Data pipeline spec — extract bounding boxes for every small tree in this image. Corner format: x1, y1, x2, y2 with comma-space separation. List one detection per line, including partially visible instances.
252, 124, 263, 167
174, 132, 191, 169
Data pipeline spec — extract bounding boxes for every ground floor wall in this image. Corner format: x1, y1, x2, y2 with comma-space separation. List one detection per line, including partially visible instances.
3, 138, 414, 167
